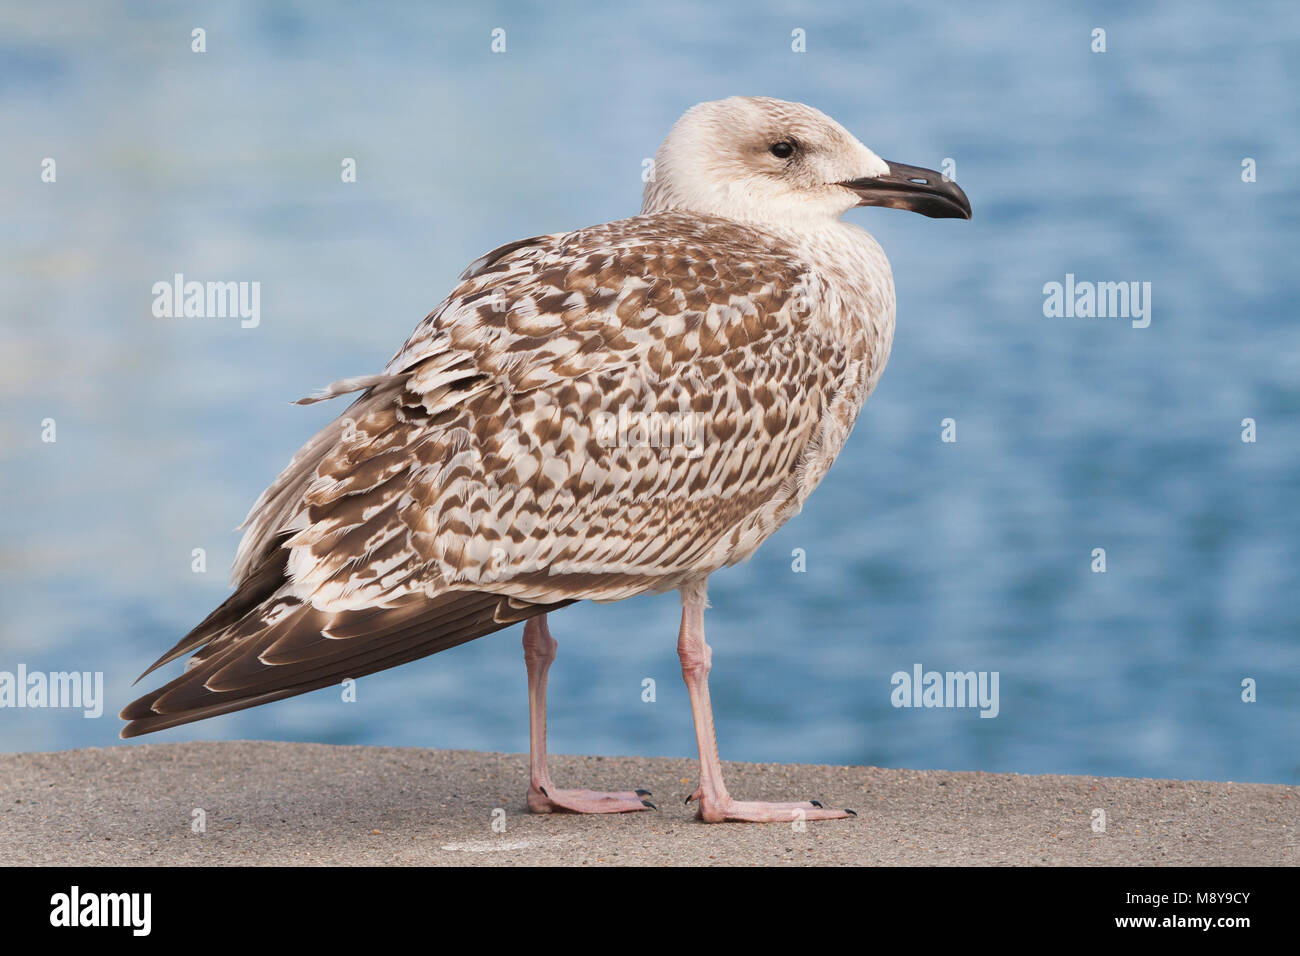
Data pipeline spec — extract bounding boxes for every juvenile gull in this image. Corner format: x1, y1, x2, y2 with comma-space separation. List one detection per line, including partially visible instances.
122, 97, 970, 823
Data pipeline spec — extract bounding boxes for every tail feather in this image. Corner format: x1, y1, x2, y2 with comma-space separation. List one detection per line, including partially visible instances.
120, 589, 572, 738
133, 544, 290, 683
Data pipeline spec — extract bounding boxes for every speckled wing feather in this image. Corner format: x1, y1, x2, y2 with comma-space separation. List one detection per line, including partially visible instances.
121, 212, 880, 736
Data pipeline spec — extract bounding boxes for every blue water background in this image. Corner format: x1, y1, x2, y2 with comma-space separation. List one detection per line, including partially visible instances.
1, 1, 1297, 783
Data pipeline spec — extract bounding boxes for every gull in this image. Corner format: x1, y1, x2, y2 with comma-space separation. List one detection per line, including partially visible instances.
122, 96, 970, 823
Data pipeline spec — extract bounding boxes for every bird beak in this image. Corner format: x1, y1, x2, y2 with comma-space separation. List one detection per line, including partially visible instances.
840, 161, 972, 220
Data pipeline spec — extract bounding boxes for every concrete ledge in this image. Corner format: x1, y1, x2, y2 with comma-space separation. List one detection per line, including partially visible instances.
1, 742, 1294, 865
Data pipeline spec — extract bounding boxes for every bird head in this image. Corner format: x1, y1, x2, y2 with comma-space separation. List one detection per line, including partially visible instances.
642, 96, 971, 227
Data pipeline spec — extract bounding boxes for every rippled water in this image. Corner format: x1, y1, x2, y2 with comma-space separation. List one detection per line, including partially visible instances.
2, 1, 1297, 784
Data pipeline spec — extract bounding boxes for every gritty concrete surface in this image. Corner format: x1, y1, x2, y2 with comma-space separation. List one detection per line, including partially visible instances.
0, 742, 1294, 866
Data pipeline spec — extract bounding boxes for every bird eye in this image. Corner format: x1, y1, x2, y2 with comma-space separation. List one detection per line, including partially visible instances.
769, 141, 795, 159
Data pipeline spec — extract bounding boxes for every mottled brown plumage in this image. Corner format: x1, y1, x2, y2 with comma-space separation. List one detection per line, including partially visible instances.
121, 209, 888, 736
120, 95, 967, 826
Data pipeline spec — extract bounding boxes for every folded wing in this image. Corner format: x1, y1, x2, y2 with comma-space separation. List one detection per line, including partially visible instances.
122, 213, 860, 736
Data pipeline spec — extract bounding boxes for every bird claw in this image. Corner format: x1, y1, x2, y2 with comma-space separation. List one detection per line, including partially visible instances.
527, 784, 654, 814
690, 796, 857, 824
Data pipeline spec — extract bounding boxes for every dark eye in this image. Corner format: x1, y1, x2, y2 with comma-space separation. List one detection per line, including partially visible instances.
769, 141, 795, 159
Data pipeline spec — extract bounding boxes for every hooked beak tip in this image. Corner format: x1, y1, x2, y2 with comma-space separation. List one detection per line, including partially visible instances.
841, 160, 972, 220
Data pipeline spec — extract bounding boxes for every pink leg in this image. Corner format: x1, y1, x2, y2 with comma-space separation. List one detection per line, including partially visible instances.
678, 578, 856, 823
523, 614, 654, 814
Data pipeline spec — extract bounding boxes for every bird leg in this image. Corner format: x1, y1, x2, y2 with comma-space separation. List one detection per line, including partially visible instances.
678, 579, 856, 823
523, 614, 654, 814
